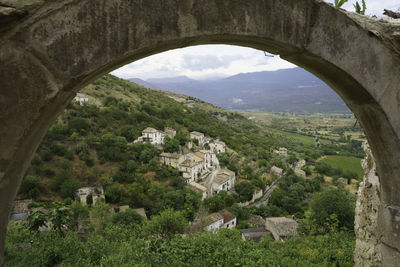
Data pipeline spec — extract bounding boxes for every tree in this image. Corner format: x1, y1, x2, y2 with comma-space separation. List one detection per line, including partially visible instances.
112, 209, 144, 227
48, 203, 73, 233
163, 136, 180, 153
235, 181, 254, 202
91, 201, 112, 234
310, 188, 355, 233
144, 208, 187, 238
60, 179, 80, 199
19, 175, 40, 198
105, 183, 126, 203
26, 207, 47, 232
119, 125, 138, 142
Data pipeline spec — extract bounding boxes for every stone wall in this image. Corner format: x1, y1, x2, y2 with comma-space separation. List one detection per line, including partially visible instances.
354, 143, 382, 266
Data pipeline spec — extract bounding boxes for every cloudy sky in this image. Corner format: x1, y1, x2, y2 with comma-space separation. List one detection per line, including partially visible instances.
112, 0, 399, 80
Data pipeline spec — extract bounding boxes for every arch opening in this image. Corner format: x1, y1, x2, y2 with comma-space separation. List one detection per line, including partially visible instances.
1, 0, 400, 266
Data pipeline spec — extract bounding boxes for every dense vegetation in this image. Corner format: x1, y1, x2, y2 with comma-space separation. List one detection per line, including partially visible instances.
6, 220, 354, 267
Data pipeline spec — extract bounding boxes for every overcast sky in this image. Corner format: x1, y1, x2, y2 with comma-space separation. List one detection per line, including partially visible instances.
112, 0, 399, 80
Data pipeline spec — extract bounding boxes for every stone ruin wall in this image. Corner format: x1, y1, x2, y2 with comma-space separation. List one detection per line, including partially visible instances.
354, 142, 382, 266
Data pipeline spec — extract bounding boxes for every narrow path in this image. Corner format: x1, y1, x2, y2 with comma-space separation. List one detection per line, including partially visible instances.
249, 180, 279, 207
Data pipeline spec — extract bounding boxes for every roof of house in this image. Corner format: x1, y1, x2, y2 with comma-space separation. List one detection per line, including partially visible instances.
187, 182, 207, 192
190, 131, 204, 137
142, 127, 158, 133
179, 159, 198, 168
160, 152, 181, 159
204, 213, 224, 226
219, 209, 236, 223
214, 173, 230, 185
194, 152, 205, 160
215, 140, 225, 145
239, 227, 271, 243
219, 168, 235, 176
266, 217, 298, 237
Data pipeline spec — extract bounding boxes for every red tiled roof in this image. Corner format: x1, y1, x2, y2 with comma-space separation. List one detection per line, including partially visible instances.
219, 209, 236, 223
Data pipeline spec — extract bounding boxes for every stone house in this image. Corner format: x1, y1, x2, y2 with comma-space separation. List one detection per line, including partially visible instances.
160, 152, 185, 168
265, 217, 298, 241
187, 181, 208, 200
204, 212, 224, 233
196, 150, 219, 170
219, 209, 237, 229
212, 168, 236, 195
273, 147, 288, 157
136, 127, 165, 146
178, 159, 202, 183
270, 166, 284, 178
190, 131, 205, 146
209, 140, 226, 154
76, 186, 104, 206
164, 127, 176, 139
74, 93, 89, 106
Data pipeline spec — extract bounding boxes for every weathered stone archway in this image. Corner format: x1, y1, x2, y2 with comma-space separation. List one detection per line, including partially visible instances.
1, 0, 400, 265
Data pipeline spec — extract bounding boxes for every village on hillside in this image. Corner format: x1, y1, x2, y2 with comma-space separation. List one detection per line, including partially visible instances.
9, 121, 300, 238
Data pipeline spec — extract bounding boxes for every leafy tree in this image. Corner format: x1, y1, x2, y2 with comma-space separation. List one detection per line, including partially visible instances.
163, 136, 180, 153
204, 191, 235, 212
144, 208, 187, 238
91, 201, 112, 234
26, 207, 47, 232
310, 188, 355, 233
69, 201, 89, 231
48, 203, 73, 233
60, 179, 80, 199
105, 183, 126, 203
19, 176, 40, 197
112, 209, 144, 227
119, 125, 138, 142
69, 117, 89, 133
235, 181, 254, 202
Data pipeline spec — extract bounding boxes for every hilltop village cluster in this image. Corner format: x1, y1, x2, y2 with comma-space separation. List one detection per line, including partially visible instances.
135, 127, 235, 200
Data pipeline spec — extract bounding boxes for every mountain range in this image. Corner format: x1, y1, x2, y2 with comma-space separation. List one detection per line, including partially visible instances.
129, 68, 349, 114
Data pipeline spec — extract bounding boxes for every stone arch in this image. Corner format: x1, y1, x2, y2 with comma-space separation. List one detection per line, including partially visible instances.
1, 0, 400, 265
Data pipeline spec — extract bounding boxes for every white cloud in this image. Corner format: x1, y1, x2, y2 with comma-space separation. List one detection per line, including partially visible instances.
111, 1, 398, 80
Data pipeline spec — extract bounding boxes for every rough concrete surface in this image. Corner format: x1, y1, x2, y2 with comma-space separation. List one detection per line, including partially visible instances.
0, 0, 400, 266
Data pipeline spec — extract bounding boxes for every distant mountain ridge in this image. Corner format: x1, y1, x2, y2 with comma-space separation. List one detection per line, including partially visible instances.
129, 68, 349, 114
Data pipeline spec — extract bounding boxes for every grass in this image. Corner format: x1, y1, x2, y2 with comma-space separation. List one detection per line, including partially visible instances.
270, 129, 316, 146
321, 155, 363, 178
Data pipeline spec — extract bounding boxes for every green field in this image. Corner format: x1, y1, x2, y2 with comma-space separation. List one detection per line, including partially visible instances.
322, 156, 363, 178
270, 129, 316, 146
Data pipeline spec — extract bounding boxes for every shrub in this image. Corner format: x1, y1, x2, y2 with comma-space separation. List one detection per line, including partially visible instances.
19, 176, 40, 198
40, 149, 53, 162
112, 209, 144, 227
59, 179, 80, 199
